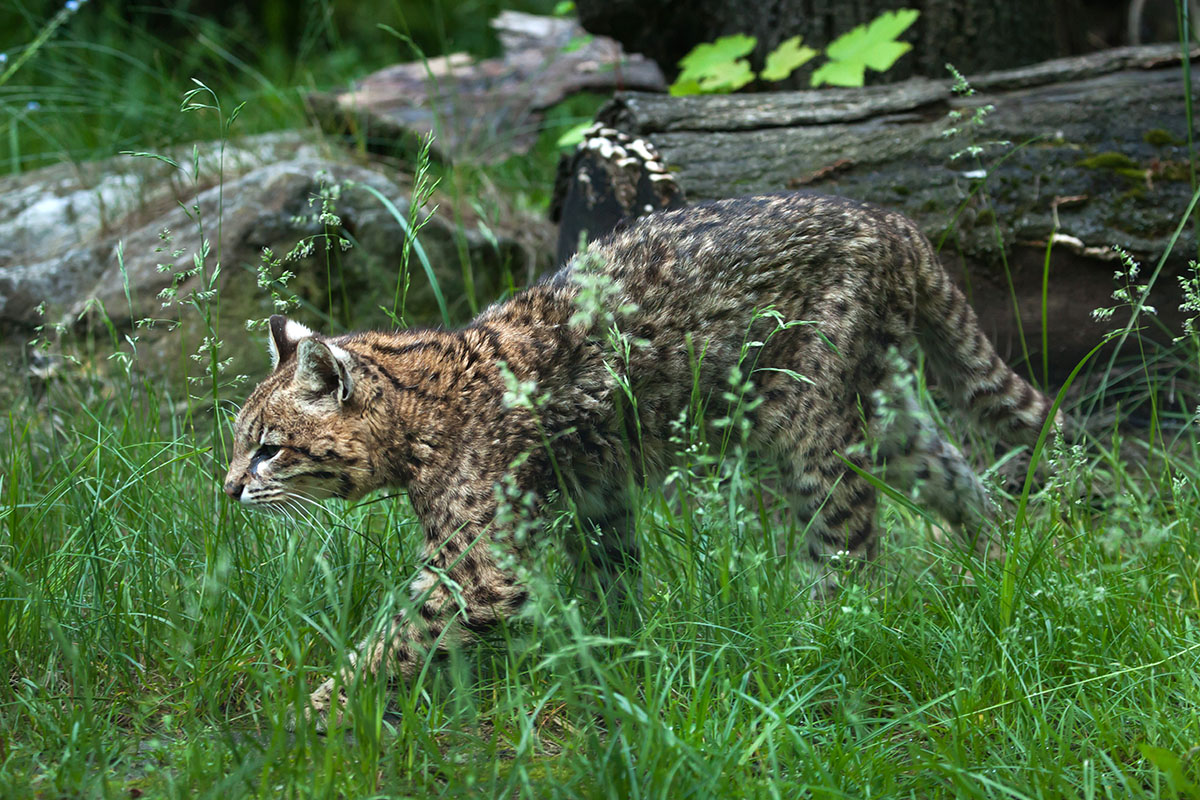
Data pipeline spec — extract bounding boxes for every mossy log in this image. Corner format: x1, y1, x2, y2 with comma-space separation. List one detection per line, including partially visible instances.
587, 44, 1200, 384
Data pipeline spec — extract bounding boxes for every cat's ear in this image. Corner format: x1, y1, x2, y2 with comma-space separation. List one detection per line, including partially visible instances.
268, 315, 315, 370
294, 337, 355, 404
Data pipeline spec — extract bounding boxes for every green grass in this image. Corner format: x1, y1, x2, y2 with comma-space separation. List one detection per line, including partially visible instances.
5, 3, 1200, 798
4, 353, 1200, 798
0, 0, 560, 173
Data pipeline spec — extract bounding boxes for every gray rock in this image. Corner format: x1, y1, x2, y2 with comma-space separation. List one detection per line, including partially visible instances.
0, 131, 551, 388
0, 132, 548, 335
0, 132, 326, 328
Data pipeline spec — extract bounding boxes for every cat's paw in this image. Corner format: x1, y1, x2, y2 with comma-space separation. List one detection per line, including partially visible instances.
287, 678, 404, 733
282, 677, 347, 733
808, 572, 842, 604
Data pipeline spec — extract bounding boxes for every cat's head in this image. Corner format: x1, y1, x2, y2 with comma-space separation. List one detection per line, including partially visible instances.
223, 315, 374, 509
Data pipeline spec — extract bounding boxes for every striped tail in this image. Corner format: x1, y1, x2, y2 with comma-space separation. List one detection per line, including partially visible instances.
911, 236, 1061, 444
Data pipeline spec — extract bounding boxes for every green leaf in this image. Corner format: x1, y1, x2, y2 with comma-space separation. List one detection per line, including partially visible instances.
678, 34, 757, 75
698, 59, 755, 92
555, 120, 592, 149
553, 0, 575, 14
668, 77, 704, 97
812, 8, 919, 87
810, 60, 866, 87
563, 34, 593, 53
760, 36, 817, 82
671, 34, 757, 94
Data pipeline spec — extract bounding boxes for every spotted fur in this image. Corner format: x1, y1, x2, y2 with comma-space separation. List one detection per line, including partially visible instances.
224, 192, 1060, 725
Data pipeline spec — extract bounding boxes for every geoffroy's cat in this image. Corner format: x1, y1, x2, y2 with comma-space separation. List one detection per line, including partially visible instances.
223, 192, 1060, 724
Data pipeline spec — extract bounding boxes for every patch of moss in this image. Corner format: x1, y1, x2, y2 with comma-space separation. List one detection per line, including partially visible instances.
1157, 161, 1193, 182
1077, 151, 1140, 171
1143, 128, 1178, 147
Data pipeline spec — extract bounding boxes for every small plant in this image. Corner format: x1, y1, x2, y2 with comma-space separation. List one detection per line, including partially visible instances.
1090, 246, 1158, 329
250, 247, 301, 326
0, 0, 88, 91
1175, 259, 1200, 343
567, 251, 637, 331
350, 133, 445, 329
669, 9, 919, 95
941, 64, 1009, 163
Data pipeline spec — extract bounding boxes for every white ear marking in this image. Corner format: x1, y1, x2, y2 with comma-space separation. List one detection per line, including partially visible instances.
285, 319, 314, 340
268, 315, 317, 370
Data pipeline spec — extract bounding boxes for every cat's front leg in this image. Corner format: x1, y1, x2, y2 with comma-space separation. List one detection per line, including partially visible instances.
303, 607, 436, 731
303, 519, 529, 729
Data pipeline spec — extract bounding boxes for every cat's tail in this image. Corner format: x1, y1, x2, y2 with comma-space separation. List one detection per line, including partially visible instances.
910, 231, 1061, 445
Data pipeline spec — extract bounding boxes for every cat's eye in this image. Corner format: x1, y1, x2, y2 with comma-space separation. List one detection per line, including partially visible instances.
251, 443, 281, 468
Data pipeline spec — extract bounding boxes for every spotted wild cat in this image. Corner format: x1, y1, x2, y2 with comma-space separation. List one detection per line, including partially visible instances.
223, 192, 1060, 724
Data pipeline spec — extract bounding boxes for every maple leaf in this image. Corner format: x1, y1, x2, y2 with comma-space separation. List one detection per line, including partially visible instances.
668, 77, 705, 97
811, 8, 919, 87
697, 59, 755, 92
760, 36, 817, 82
672, 34, 757, 95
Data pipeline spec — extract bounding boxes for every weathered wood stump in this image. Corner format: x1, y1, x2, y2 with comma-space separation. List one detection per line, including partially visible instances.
556, 44, 1200, 384
310, 11, 665, 163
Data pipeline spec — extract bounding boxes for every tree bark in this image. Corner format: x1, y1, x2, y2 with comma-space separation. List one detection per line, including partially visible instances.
576, 0, 1095, 89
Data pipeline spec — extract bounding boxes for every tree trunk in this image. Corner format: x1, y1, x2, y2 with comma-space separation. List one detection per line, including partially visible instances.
576, 0, 1099, 89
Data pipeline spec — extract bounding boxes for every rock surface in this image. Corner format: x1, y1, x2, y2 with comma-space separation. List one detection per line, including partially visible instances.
0, 133, 322, 329
0, 131, 552, 383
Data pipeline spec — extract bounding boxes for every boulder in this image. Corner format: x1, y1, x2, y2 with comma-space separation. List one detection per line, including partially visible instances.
0, 131, 552, 384
0, 132, 322, 329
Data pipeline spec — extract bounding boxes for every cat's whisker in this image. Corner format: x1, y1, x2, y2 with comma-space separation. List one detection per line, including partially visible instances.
286, 495, 344, 538
284, 501, 321, 526
290, 505, 327, 534
285, 495, 344, 551
280, 494, 322, 523
288, 490, 334, 515
275, 502, 300, 526
288, 490, 369, 541
280, 499, 317, 528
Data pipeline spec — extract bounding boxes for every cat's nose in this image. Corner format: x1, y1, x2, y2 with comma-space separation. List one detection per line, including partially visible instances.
223, 479, 243, 501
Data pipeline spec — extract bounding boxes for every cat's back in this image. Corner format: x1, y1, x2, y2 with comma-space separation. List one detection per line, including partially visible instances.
585, 192, 921, 326
540, 193, 920, 387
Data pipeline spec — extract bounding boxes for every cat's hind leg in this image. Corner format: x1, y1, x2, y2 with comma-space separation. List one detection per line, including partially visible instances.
870, 371, 996, 553
758, 389, 881, 600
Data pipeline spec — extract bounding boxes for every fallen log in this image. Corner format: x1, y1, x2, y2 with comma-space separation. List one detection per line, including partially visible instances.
557, 44, 1200, 384
310, 11, 665, 163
